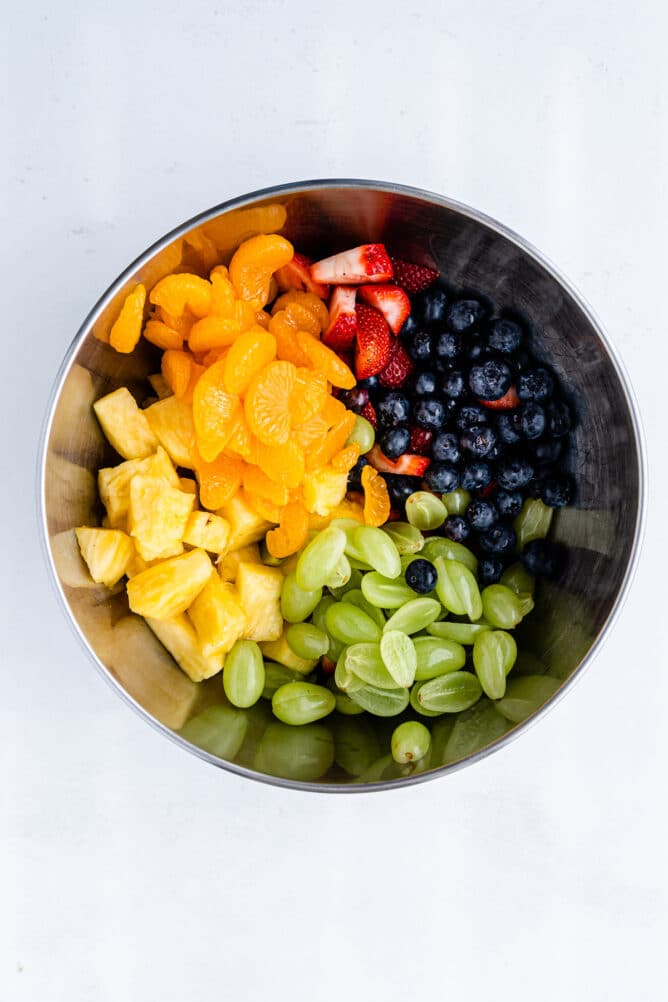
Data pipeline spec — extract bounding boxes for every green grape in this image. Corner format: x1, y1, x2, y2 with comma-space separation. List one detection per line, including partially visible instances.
346, 642, 399, 690
391, 720, 432, 764
346, 414, 375, 454
327, 634, 345, 661
223, 639, 265, 708
422, 537, 478, 574
296, 526, 347, 590
513, 498, 553, 551
280, 572, 322, 624
382, 521, 425, 554
179, 705, 248, 759
380, 630, 417, 688
348, 683, 410, 717
327, 567, 363, 600
384, 597, 441, 635
343, 589, 386, 629
272, 682, 336, 725
332, 688, 365, 715
262, 662, 304, 699
286, 623, 330, 660
417, 671, 482, 713
254, 722, 334, 782
518, 593, 535, 617
472, 630, 517, 699
405, 491, 447, 531
495, 675, 561, 723
443, 699, 509, 763
334, 647, 364, 694
361, 572, 416, 608
409, 682, 442, 717
400, 553, 420, 574
334, 716, 381, 775
480, 584, 523, 629
350, 525, 401, 579
324, 554, 352, 592
325, 601, 382, 645
500, 561, 535, 596
441, 488, 471, 516
434, 556, 483, 620
413, 636, 467, 679
427, 620, 491, 645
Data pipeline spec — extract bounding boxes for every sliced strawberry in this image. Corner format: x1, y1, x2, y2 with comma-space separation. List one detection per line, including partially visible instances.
390, 257, 439, 294
274, 252, 330, 298
367, 445, 431, 477
311, 244, 393, 284
360, 401, 377, 429
357, 284, 411, 334
323, 286, 358, 350
378, 339, 415, 389
478, 385, 520, 410
409, 427, 433, 455
320, 655, 336, 676
354, 304, 392, 379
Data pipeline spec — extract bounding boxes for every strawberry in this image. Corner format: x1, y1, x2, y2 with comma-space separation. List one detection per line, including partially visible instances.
387, 507, 403, 522
389, 257, 439, 294
311, 244, 393, 284
378, 339, 415, 388
367, 445, 431, 477
274, 252, 330, 298
360, 401, 377, 429
478, 385, 520, 410
320, 655, 336, 676
354, 304, 392, 379
323, 286, 358, 350
357, 284, 411, 334
409, 427, 433, 455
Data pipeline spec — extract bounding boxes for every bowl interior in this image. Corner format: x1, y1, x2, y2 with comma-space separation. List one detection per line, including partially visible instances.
41, 182, 643, 789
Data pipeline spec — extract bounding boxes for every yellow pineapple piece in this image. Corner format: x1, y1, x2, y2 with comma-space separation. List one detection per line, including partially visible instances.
127, 548, 212, 620
188, 574, 247, 657
144, 395, 196, 468
51, 529, 100, 589
307, 498, 365, 530
75, 527, 135, 588
145, 613, 224, 682
128, 475, 194, 561
183, 510, 230, 554
217, 542, 261, 581
259, 631, 317, 675
93, 387, 158, 460
218, 493, 272, 551
302, 468, 348, 517
179, 477, 198, 495
98, 446, 178, 528
236, 561, 283, 642
147, 373, 173, 400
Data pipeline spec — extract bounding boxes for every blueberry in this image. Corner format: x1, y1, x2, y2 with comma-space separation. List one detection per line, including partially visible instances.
488, 318, 524, 354
468, 358, 513, 400
431, 432, 461, 464
435, 331, 464, 363
479, 522, 516, 556
522, 538, 565, 577
466, 498, 498, 531
510, 348, 531, 372
424, 462, 460, 493
377, 392, 410, 428
405, 558, 438, 594
412, 398, 446, 431
520, 401, 546, 440
443, 397, 460, 420
478, 557, 506, 586
406, 329, 433, 363
517, 367, 554, 402
447, 298, 486, 333
442, 369, 467, 399
398, 314, 418, 339
547, 398, 571, 437
532, 437, 563, 463
461, 461, 493, 491
408, 370, 437, 396
496, 489, 524, 518
456, 403, 489, 431
461, 424, 497, 458
442, 515, 470, 542
541, 475, 574, 508
486, 443, 502, 462
414, 287, 449, 324
466, 333, 489, 364
340, 387, 369, 412
384, 474, 422, 509
380, 426, 410, 459
497, 455, 534, 490
347, 455, 369, 491
496, 411, 523, 445
357, 375, 380, 396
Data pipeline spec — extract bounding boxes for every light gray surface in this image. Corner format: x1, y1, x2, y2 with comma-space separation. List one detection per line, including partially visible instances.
3, 0, 666, 998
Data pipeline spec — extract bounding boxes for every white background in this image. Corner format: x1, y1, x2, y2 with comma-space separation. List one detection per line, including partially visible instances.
2, 1, 666, 999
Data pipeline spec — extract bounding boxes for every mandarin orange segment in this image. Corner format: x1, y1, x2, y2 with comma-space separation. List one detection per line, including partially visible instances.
182, 362, 206, 404
192, 358, 242, 461
271, 291, 329, 332
161, 349, 193, 398
242, 490, 283, 524
244, 360, 296, 446
331, 442, 361, 472
254, 309, 271, 329
158, 306, 197, 340
283, 302, 321, 337
361, 465, 391, 527
306, 411, 356, 470
242, 465, 289, 506
250, 439, 305, 489
223, 328, 277, 395
268, 311, 311, 366
225, 410, 253, 458
320, 394, 348, 427
192, 449, 245, 510
295, 330, 356, 389
229, 234, 294, 306
290, 369, 328, 425
208, 267, 236, 316
143, 318, 183, 351
188, 315, 241, 352
202, 347, 228, 367
109, 284, 146, 353
150, 273, 212, 319
265, 501, 309, 558
292, 414, 329, 451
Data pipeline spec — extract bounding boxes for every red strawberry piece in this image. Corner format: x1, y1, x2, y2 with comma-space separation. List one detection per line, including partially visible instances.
360, 401, 377, 429
354, 304, 392, 379
409, 427, 433, 455
386, 507, 403, 522
320, 655, 336, 676
311, 244, 393, 284
389, 257, 439, 294
274, 252, 330, 298
322, 286, 358, 350
378, 339, 415, 388
478, 480, 498, 498
478, 385, 520, 410
357, 284, 411, 334
367, 445, 431, 477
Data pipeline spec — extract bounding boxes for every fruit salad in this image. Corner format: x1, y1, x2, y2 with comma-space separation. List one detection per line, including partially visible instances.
75, 226, 575, 771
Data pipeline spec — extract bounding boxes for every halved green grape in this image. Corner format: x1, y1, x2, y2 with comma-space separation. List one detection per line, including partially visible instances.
391, 720, 431, 764
272, 681, 336, 725
518, 593, 535, 617
513, 498, 553, 551
223, 639, 265, 708
400, 553, 420, 574
500, 561, 535, 596
327, 567, 363, 600
311, 595, 335, 635
405, 491, 447, 531
296, 526, 347, 591
254, 722, 334, 781
427, 620, 491, 645
331, 687, 365, 715
382, 521, 425, 554
343, 589, 386, 629
361, 572, 417, 609
327, 634, 345, 661
384, 597, 441, 635
350, 525, 401, 579
325, 601, 382, 645
417, 671, 482, 713
472, 629, 517, 699
380, 630, 417, 688
324, 554, 352, 592
348, 683, 410, 717
480, 584, 523, 629
346, 642, 399, 690
280, 572, 322, 624
443, 699, 509, 763
262, 662, 304, 699
422, 537, 478, 574
285, 623, 330, 660
334, 716, 381, 775
179, 705, 248, 759
441, 488, 472, 516
495, 675, 561, 722
413, 636, 467, 679
334, 646, 364, 694
434, 556, 483, 619
409, 681, 442, 717
346, 414, 375, 454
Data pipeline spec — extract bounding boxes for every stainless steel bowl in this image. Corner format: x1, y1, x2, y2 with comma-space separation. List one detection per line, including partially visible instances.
38, 180, 646, 791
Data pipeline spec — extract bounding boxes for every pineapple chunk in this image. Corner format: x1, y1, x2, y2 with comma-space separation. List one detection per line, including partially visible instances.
260, 631, 317, 675
308, 498, 365, 530
93, 387, 158, 460
217, 543, 261, 581
75, 527, 135, 588
188, 574, 246, 656
145, 613, 224, 682
302, 469, 348, 517
144, 395, 196, 468
98, 447, 178, 528
128, 475, 194, 560
51, 529, 99, 589
183, 510, 230, 554
236, 561, 283, 642
218, 493, 272, 551
148, 373, 173, 400
179, 477, 198, 495
127, 548, 212, 620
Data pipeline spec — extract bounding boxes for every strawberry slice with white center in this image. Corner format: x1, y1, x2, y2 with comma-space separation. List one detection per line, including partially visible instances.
322, 286, 358, 350
310, 244, 393, 284
274, 252, 330, 298
367, 444, 431, 477
357, 284, 411, 335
